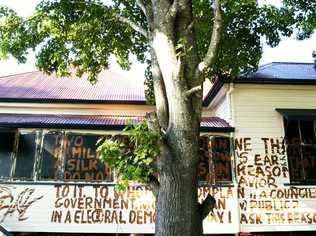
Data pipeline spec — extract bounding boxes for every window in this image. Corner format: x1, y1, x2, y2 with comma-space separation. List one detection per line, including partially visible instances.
0, 129, 233, 184
284, 118, 316, 183
0, 129, 114, 183
198, 136, 233, 184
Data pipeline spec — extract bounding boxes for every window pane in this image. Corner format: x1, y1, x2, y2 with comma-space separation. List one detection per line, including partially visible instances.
0, 131, 16, 178
64, 133, 113, 182
198, 136, 232, 183
198, 137, 211, 182
285, 118, 316, 183
285, 119, 300, 145
210, 137, 232, 183
302, 145, 316, 181
40, 131, 63, 180
300, 120, 316, 144
14, 132, 36, 179
287, 144, 304, 182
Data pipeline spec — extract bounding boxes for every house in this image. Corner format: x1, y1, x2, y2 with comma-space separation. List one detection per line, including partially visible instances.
205, 62, 316, 235
0, 69, 233, 235
0, 62, 316, 235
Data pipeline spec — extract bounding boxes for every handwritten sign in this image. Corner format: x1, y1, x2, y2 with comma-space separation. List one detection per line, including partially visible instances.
0, 184, 239, 234
50, 185, 155, 225
236, 137, 316, 230
0, 186, 43, 222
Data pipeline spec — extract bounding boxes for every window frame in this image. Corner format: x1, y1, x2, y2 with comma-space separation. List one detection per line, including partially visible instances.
284, 118, 316, 184
1, 128, 117, 184
0, 128, 234, 185
198, 134, 234, 185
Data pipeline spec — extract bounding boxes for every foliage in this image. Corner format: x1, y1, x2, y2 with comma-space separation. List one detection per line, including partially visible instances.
0, 0, 147, 83
144, 60, 155, 105
193, 0, 297, 76
1, 0, 314, 83
283, 0, 316, 40
98, 122, 161, 190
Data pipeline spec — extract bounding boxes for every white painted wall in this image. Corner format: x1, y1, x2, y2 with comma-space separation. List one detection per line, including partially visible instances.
232, 84, 316, 233
213, 96, 230, 123
0, 184, 239, 234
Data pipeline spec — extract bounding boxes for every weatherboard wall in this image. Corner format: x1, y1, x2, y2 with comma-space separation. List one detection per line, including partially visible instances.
212, 95, 231, 125
0, 183, 240, 234
232, 84, 316, 233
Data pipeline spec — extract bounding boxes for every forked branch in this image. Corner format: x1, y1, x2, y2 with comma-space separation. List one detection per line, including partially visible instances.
185, 85, 202, 98
196, 0, 222, 75
166, 0, 178, 19
117, 15, 148, 38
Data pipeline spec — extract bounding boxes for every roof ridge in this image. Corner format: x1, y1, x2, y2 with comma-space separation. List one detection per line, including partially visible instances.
258, 62, 275, 70
8, 113, 145, 117
271, 61, 315, 65
0, 70, 41, 79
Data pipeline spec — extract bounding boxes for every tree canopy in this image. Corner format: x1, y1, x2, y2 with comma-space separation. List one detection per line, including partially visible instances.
1, 0, 315, 84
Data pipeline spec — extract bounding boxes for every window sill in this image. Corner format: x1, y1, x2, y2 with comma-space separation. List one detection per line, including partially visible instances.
198, 181, 235, 187
284, 181, 316, 186
0, 180, 117, 187
1, 180, 236, 188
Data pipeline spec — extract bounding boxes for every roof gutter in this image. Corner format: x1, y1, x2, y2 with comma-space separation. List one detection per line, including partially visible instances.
0, 224, 12, 236
203, 76, 316, 107
0, 98, 147, 105
202, 78, 224, 107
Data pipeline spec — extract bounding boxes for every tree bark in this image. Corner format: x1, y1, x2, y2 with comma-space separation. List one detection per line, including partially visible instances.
155, 132, 202, 236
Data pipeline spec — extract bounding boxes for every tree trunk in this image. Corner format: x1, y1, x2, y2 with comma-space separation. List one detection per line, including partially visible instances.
154, 126, 203, 236
149, 2, 210, 235
155, 163, 202, 236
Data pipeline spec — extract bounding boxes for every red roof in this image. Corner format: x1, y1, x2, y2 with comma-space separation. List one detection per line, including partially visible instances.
0, 114, 233, 132
0, 70, 145, 104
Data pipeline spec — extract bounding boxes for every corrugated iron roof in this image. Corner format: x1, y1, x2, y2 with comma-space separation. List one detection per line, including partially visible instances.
200, 117, 232, 129
240, 62, 316, 81
204, 62, 316, 106
0, 70, 146, 104
0, 114, 233, 132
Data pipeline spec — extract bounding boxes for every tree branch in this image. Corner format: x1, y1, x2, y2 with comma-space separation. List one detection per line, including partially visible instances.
184, 20, 194, 36
185, 85, 202, 98
199, 194, 216, 220
136, 0, 150, 19
136, 0, 154, 38
166, 0, 178, 19
116, 15, 148, 38
196, 0, 222, 75
150, 49, 169, 130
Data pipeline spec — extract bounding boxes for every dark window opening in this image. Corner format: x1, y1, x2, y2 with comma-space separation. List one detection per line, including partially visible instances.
13, 131, 37, 180
0, 130, 16, 179
284, 118, 316, 183
198, 136, 232, 184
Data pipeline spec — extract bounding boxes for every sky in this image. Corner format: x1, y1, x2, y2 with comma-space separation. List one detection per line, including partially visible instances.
0, 0, 315, 77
